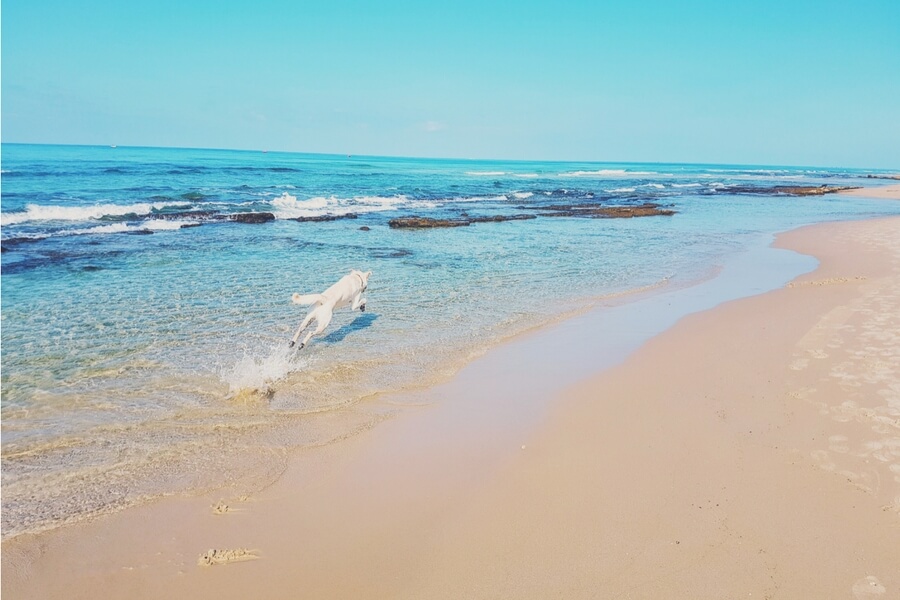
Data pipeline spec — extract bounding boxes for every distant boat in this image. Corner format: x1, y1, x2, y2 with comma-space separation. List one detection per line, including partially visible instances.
110, 145, 117, 148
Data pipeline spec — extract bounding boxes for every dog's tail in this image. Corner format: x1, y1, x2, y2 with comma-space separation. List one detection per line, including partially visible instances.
291, 293, 325, 306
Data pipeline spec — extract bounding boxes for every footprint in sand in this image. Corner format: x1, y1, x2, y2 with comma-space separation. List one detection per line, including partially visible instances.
789, 358, 809, 371
198, 548, 259, 566
852, 575, 886, 599
828, 434, 850, 454
212, 497, 250, 515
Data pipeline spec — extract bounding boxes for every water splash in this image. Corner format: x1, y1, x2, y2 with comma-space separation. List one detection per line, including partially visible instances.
222, 345, 305, 396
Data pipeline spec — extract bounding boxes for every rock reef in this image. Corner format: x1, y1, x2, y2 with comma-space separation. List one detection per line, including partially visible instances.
229, 212, 275, 224
537, 203, 676, 218
388, 214, 536, 228
292, 213, 358, 223
718, 185, 860, 196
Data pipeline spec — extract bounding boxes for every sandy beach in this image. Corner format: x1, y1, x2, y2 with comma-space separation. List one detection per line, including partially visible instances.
4, 198, 900, 598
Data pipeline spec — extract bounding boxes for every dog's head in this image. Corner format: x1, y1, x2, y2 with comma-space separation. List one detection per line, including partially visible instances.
351, 269, 372, 291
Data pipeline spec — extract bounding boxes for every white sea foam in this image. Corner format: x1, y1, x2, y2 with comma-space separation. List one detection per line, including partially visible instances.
514, 173, 539, 179
0, 202, 183, 226
269, 192, 414, 219
271, 193, 330, 214
67, 223, 133, 235
610, 187, 636, 193
465, 171, 506, 176
142, 219, 194, 231
63, 219, 193, 236
644, 183, 666, 189
671, 183, 702, 188
512, 192, 534, 199
458, 195, 509, 203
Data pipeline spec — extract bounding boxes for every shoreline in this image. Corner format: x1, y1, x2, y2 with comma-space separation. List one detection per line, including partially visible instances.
840, 182, 900, 199
4, 212, 900, 598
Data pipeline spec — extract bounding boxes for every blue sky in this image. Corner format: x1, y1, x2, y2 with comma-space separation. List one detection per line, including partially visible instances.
3, 0, 899, 167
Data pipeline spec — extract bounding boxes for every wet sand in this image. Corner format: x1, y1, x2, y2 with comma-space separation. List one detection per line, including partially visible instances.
841, 182, 900, 199
3, 214, 899, 599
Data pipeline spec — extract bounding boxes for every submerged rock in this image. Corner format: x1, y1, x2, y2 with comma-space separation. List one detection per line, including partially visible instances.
389, 216, 471, 228
292, 213, 358, 222
718, 185, 860, 196
148, 210, 217, 221
540, 203, 676, 218
389, 214, 537, 228
467, 214, 538, 223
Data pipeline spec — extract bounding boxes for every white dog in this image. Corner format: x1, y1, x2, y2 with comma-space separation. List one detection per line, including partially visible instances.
289, 269, 371, 349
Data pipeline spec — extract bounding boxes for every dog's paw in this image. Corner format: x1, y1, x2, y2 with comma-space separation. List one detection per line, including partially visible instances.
359, 303, 367, 312
288, 340, 295, 348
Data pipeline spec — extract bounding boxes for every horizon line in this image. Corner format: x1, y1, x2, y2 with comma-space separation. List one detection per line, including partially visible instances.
2, 141, 897, 173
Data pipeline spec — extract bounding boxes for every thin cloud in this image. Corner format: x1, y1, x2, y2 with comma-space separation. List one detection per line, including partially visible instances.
422, 120, 446, 133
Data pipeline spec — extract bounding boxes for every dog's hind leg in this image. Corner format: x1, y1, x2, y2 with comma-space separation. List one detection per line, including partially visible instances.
300, 307, 333, 348
290, 311, 317, 348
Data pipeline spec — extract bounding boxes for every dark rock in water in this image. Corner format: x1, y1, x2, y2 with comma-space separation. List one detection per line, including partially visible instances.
718, 184, 860, 196
230, 212, 275, 224
148, 210, 217, 221
179, 222, 203, 229
292, 213, 358, 222
371, 247, 413, 259
124, 229, 154, 235
389, 216, 471, 228
180, 191, 210, 201
467, 214, 538, 223
865, 174, 900, 180
389, 214, 537, 228
541, 203, 676, 218
359, 226, 371, 231
1, 236, 45, 249
82, 265, 103, 272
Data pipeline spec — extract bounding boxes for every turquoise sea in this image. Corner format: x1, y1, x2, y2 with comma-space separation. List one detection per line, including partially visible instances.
2, 143, 898, 538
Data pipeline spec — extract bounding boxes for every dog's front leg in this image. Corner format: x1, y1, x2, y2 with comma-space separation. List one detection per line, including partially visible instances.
351, 294, 367, 312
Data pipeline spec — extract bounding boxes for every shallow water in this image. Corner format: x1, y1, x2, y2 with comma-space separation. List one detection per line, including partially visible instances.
2, 144, 898, 538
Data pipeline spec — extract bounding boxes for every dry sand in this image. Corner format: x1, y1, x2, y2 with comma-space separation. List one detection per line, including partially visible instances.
3, 216, 899, 599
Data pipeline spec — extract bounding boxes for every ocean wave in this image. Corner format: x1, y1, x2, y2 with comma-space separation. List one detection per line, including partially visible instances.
455, 194, 509, 203
610, 187, 636, 193
465, 171, 506, 176
643, 183, 666, 189
514, 173, 540, 179
671, 183, 702, 188
268, 192, 412, 219
512, 192, 534, 199
559, 169, 659, 178
66, 220, 194, 236
1, 202, 184, 226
